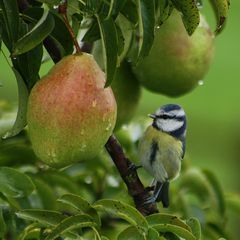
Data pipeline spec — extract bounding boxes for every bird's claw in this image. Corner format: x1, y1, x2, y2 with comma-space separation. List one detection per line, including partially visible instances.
128, 163, 142, 172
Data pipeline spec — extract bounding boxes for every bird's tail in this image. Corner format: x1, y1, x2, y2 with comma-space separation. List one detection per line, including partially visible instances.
155, 181, 170, 208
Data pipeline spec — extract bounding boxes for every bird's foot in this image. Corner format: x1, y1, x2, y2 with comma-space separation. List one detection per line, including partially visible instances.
128, 162, 142, 172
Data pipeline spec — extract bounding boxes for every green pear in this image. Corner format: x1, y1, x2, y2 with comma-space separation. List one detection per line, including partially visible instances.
132, 10, 214, 97
27, 53, 117, 168
112, 61, 141, 130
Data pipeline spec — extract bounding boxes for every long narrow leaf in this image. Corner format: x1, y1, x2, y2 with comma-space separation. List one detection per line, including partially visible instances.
44, 214, 97, 240
0, 0, 19, 48
13, 9, 54, 55
136, 0, 155, 61
96, 16, 118, 87
2, 68, 29, 138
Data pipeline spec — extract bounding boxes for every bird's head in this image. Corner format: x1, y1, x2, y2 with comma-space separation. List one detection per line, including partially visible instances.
149, 104, 187, 139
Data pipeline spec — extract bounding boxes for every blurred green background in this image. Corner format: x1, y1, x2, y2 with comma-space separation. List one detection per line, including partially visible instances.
1, 0, 240, 237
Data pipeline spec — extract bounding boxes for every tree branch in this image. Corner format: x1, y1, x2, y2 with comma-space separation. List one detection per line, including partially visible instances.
105, 135, 158, 215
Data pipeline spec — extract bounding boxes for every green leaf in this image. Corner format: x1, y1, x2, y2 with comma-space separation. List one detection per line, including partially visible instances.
179, 168, 213, 203
146, 213, 192, 232
40, 171, 81, 194
12, 17, 43, 89
209, 0, 229, 33
152, 224, 196, 240
101, 236, 110, 240
104, 0, 127, 20
171, 0, 200, 35
118, 226, 144, 240
96, 16, 118, 87
33, 178, 57, 210
0, 208, 6, 238
120, 0, 138, 24
203, 169, 225, 215
2, 68, 29, 138
58, 193, 92, 212
111, 0, 127, 17
82, 20, 100, 42
136, 0, 155, 60
44, 214, 98, 240
147, 227, 162, 240
13, 9, 54, 56
116, 14, 133, 62
0, 0, 19, 49
24, 8, 74, 55
57, 193, 101, 226
0, 167, 35, 198
17, 223, 42, 240
0, 23, 2, 49
187, 218, 201, 240
157, 0, 174, 25
225, 192, 240, 214
93, 199, 148, 233
16, 209, 66, 226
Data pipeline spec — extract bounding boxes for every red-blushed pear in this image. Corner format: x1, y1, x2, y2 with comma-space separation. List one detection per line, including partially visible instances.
132, 10, 214, 97
27, 53, 117, 168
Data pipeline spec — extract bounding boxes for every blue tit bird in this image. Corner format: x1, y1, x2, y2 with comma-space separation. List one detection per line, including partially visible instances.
138, 104, 187, 207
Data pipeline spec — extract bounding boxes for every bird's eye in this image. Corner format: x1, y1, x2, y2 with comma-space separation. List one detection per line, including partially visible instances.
161, 114, 169, 119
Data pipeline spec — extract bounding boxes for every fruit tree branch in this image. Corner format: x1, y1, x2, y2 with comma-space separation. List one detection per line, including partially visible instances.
105, 135, 158, 215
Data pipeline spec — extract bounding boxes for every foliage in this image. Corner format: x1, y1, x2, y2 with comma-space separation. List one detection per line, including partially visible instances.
0, 112, 239, 239
0, 0, 237, 239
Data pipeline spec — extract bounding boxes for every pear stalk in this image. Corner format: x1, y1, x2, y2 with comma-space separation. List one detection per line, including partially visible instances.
58, 0, 82, 54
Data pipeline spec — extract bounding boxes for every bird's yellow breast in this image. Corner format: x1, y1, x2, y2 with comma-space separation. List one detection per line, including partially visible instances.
138, 126, 183, 182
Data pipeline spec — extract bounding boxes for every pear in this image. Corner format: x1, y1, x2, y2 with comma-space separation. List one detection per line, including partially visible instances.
27, 53, 117, 168
112, 61, 141, 130
132, 10, 214, 97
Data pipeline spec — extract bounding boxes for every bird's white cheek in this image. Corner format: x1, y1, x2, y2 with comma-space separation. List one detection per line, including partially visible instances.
158, 119, 184, 132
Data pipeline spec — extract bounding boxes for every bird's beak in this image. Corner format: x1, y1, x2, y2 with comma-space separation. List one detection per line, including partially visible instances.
148, 114, 156, 119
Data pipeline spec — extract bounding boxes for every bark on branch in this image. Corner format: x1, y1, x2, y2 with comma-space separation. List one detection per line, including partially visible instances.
105, 135, 158, 215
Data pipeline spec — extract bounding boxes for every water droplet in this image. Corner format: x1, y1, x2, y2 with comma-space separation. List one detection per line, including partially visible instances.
102, 113, 107, 122
105, 123, 112, 131
85, 176, 92, 184
107, 175, 119, 187
53, 5, 58, 9
155, 25, 160, 29
196, 1, 203, 9
92, 100, 97, 108
80, 143, 87, 152
80, 129, 85, 136
198, 80, 204, 86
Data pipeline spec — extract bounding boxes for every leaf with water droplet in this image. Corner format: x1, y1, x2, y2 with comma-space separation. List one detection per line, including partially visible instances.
198, 80, 204, 86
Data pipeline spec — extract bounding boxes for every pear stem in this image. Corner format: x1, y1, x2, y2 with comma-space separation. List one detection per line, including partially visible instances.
105, 135, 158, 216
58, 0, 82, 54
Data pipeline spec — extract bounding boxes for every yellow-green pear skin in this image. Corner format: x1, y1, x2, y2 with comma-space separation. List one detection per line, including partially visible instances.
132, 11, 214, 97
27, 53, 117, 168
112, 61, 141, 130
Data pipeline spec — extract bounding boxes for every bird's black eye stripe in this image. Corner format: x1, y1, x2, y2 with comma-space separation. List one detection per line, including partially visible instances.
160, 114, 175, 119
